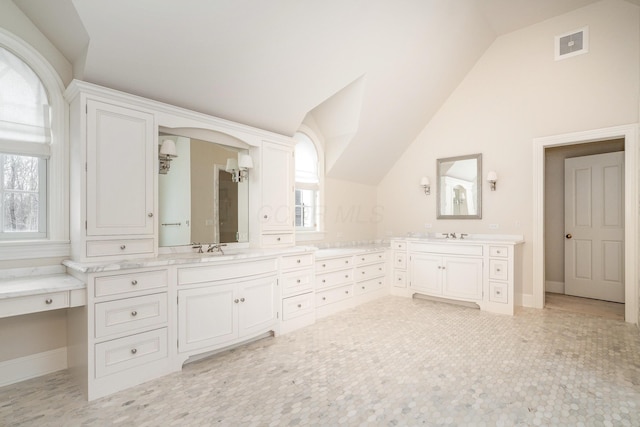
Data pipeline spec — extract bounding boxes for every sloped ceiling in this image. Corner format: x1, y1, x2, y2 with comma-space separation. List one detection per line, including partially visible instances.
14, 0, 603, 184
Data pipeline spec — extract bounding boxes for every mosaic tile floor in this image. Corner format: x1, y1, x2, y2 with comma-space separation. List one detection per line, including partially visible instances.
1, 296, 640, 426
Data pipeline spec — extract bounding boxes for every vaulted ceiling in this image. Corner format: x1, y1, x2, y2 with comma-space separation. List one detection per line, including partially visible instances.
14, 0, 605, 184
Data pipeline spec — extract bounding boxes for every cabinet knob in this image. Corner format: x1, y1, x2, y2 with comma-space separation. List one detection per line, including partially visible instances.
345, 275, 349, 278
362, 286, 366, 290
345, 260, 349, 264
345, 290, 349, 294
496, 250, 501, 254
131, 311, 138, 317
497, 268, 501, 272
297, 304, 302, 308
379, 267, 383, 271
234, 299, 240, 303
322, 279, 326, 283
263, 214, 268, 219
322, 264, 326, 267
131, 280, 138, 285
240, 297, 245, 302
148, 212, 154, 218
277, 237, 281, 241
361, 271, 365, 275
322, 297, 326, 301
131, 348, 137, 355
361, 257, 365, 261
120, 245, 126, 250
45, 298, 53, 305
296, 279, 301, 283
442, 266, 446, 270
296, 259, 301, 263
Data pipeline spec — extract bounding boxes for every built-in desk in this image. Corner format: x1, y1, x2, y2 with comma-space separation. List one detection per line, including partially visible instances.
0, 266, 86, 319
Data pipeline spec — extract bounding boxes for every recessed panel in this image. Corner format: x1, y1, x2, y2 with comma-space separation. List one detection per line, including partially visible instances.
574, 168, 592, 227
602, 240, 623, 283
603, 165, 622, 227
574, 240, 592, 280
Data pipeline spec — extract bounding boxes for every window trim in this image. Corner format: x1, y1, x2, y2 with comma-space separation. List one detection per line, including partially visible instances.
0, 28, 69, 259
294, 125, 324, 241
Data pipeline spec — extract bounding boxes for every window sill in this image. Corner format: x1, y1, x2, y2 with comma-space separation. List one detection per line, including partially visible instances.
0, 240, 70, 260
295, 231, 326, 242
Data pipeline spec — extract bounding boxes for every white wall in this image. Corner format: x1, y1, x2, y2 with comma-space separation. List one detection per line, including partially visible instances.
0, 1, 72, 85
377, 0, 639, 302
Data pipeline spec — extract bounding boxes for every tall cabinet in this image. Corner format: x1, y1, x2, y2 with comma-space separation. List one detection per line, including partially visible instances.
67, 82, 157, 262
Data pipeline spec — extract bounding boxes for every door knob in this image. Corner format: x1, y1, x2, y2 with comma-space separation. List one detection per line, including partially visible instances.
566, 234, 572, 239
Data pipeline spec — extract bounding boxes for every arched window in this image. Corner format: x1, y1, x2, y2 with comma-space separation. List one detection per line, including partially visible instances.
0, 30, 66, 253
293, 131, 322, 233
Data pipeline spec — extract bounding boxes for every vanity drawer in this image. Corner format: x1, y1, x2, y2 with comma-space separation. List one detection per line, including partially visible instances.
86, 238, 154, 258
355, 277, 385, 295
95, 328, 168, 378
315, 256, 352, 272
391, 241, 407, 251
355, 263, 386, 281
261, 233, 294, 247
355, 252, 386, 265
178, 258, 277, 285
94, 269, 168, 298
316, 269, 352, 290
281, 270, 314, 297
489, 282, 508, 304
316, 285, 353, 307
489, 246, 509, 258
0, 292, 69, 318
489, 259, 508, 281
393, 271, 407, 288
394, 253, 407, 269
95, 293, 168, 338
280, 253, 314, 270
282, 292, 315, 320
409, 242, 483, 256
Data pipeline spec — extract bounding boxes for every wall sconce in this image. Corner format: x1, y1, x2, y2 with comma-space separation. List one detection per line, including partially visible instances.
159, 139, 178, 174
420, 176, 430, 195
226, 153, 254, 183
487, 171, 498, 191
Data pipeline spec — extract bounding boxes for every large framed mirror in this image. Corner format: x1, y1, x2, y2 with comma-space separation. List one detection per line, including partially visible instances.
158, 131, 250, 247
437, 153, 482, 219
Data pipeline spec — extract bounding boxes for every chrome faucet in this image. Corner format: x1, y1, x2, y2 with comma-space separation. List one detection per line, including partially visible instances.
192, 243, 203, 253
448, 232, 457, 239
460, 233, 468, 240
207, 243, 227, 254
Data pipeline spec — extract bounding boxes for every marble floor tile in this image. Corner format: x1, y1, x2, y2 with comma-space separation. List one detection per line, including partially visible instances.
1, 296, 639, 426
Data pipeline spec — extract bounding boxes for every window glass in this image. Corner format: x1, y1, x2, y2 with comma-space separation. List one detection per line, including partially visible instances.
293, 132, 320, 231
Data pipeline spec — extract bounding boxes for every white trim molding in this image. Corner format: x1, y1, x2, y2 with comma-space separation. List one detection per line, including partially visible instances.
0, 347, 67, 387
532, 124, 638, 324
545, 281, 565, 294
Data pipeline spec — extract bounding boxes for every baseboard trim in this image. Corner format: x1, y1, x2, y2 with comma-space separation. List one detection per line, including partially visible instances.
0, 347, 67, 387
545, 280, 565, 294
517, 293, 535, 308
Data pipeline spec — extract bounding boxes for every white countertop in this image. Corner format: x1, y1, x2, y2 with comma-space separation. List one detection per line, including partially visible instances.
0, 273, 85, 300
314, 244, 389, 259
395, 234, 524, 245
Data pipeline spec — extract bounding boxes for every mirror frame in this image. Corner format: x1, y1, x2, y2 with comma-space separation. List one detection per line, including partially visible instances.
436, 153, 482, 220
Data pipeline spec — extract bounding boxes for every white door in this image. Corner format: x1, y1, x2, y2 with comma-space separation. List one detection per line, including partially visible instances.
409, 254, 442, 295
565, 152, 624, 302
86, 100, 154, 236
260, 142, 293, 231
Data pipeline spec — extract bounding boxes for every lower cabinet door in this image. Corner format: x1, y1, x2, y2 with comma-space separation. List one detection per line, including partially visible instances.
442, 256, 483, 301
178, 284, 238, 352
409, 253, 442, 295
238, 277, 277, 338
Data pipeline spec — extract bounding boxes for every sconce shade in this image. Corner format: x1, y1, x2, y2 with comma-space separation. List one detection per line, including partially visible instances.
487, 171, 497, 182
225, 158, 239, 172
420, 176, 430, 186
238, 153, 254, 169
160, 139, 177, 157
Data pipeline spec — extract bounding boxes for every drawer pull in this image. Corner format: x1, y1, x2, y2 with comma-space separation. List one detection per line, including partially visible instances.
496, 250, 501, 254
496, 268, 501, 272
45, 298, 53, 305
379, 267, 383, 271
296, 279, 301, 283
297, 304, 302, 308
131, 280, 138, 285
263, 214, 268, 219
120, 245, 126, 250
322, 279, 326, 283
131, 311, 138, 317
322, 297, 326, 301
131, 348, 137, 355
277, 237, 281, 241
362, 271, 365, 275
362, 286, 366, 290
345, 260, 349, 264
297, 259, 301, 263
362, 257, 365, 261
148, 212, 154, 218
345, 290, 349, 294
322, 264, 326, 267
345, 275, 349, 278
234, 299, 240, 304
240, 297, 245, 302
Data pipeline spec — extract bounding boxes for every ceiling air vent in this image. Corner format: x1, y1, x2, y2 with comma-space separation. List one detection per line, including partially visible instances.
555, 26, 589, 61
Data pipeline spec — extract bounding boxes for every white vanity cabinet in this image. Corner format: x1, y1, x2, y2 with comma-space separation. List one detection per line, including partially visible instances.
256, 141, 295, 247
66, 267, 172, 401
66, 82, 157, 262
315, 253, 354, 318
354, 251, 386, 296
175, 258, 279, 363
279, 252, 315, 334
410, 252, 483, 301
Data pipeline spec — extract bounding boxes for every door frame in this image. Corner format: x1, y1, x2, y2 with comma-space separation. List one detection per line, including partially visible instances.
532, 124, 638, 323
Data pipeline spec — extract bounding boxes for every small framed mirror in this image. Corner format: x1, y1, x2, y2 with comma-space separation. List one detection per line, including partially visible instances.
437, 153, 482, 219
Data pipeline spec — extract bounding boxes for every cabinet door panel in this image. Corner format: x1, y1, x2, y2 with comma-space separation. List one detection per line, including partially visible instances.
239, 277, 277, 337
178, 284, 237, 352
409, 254, 442, 294
260, 142, 293, 232
87, 100, 154, 236
443, 257, 483, 301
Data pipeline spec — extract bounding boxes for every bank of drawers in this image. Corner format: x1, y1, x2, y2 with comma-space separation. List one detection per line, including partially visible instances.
280, 253, 315, 321
391, 240, 407, 288
488, 245, 509, 304
92, 269, 169, 377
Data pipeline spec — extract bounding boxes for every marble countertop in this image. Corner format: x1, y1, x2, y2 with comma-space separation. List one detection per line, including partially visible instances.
394, 233, 525, 245
0, 273, 85, 300
64, 245, 318, 273
314, 244, 389, 259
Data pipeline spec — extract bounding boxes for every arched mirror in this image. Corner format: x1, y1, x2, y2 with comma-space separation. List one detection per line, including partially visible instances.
437, 153, 482, 219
